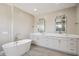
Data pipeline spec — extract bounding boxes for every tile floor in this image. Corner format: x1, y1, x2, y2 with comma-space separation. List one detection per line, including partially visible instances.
23, 45, 71, 56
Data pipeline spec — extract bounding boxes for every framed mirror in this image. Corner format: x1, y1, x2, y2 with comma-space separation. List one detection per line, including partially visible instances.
37, 18, 45, 33
55, 15, 67, 33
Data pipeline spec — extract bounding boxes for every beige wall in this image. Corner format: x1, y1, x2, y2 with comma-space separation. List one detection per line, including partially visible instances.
76, 4, 79, 35
14, 7, 34, 39
0, 4, 34, 51
34, 6, 77, 34
0, 4, 11, 51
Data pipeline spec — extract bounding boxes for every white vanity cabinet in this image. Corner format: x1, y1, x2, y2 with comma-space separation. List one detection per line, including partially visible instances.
45, 36, 59, 50
77, 39, 79, 55
30, 33, 79, 55
58, 38, 68, 52
66, 38, 77, 55
57, 38, 77, 55
37, 36, 48, 47
45, 37, 77, 55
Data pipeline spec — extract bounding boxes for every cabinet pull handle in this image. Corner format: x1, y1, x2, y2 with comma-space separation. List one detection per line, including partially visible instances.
70, 39, 73, 40
59, 40, 61, 43
70, 43, 74, 45
70, 49, 74, 50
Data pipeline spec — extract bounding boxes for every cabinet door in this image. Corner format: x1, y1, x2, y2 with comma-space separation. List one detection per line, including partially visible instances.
36, 36, 48, 47
31, 35, 39, 44
46, 36, 59, 50
59, 38, 68, 52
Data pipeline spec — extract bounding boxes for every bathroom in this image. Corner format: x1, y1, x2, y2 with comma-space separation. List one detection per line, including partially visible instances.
0, 3, 79, 56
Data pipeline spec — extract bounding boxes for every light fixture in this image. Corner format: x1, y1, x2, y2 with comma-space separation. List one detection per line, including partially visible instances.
34, 8, 38, 12
58, 24, 62, 28
55, 3, 60, 5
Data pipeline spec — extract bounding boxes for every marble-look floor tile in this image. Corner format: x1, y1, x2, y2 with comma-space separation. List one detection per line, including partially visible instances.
23, 45, 70, 56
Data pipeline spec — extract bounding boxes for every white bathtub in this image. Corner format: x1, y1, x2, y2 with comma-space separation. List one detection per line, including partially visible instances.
2, 39, 32, 56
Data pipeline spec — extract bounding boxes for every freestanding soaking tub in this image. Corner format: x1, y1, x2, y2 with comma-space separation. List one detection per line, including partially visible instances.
2, 39, 32, 56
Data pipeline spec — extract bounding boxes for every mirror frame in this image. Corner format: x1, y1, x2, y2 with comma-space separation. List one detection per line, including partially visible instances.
37, 18, 45, 33
55, 15, 67, 33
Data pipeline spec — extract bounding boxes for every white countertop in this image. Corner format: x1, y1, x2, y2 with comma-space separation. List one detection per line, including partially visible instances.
31, 33, 79, 38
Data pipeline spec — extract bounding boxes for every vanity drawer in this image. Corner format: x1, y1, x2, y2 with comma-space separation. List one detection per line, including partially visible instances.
67, 39, 77, 45
67, 42, 77, 49
67, 48, 77, 54
69, 42, 76, 46
67, 39, 77, 54
69, 38, 77, 42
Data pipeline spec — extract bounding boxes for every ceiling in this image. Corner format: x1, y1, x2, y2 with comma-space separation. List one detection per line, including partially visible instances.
12, 3, 77, 16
